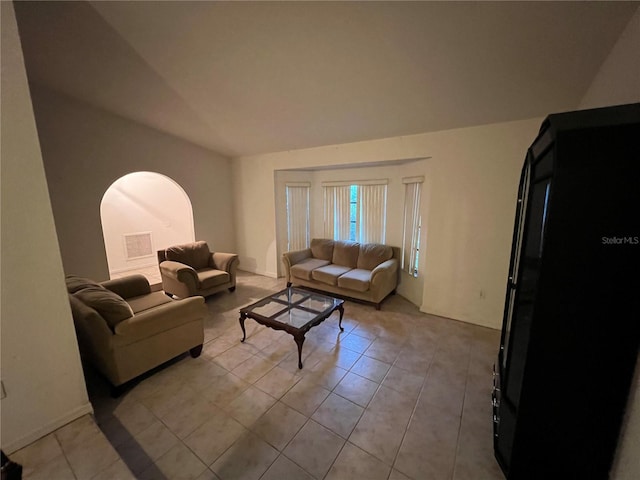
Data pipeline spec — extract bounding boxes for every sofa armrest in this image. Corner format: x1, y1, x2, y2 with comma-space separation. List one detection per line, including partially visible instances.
211, 252, 239, 273
283, 248, 312, 268
114, 296, 206, 342
370, 259, 399, 287
101, 274, 151, 299
160, 260, 198, 282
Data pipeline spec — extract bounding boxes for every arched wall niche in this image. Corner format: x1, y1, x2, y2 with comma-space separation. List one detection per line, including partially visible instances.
100, 171, 195, 281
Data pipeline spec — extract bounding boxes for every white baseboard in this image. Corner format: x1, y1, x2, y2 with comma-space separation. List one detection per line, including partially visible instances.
3, 402, 94, 454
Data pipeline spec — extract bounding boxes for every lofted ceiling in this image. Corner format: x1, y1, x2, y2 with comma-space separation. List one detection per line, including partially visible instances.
14, 1, 638, 158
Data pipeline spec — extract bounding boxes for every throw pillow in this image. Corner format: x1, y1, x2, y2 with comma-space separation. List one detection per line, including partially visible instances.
74, 286, 134, 329
166, 241, 211, 270
65, 275, 103, 294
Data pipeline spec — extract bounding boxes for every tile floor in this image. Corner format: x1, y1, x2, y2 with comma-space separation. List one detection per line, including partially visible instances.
14, 272, 505, 480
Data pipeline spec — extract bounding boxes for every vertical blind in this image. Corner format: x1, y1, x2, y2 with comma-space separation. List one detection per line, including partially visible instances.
323, 180, 387, 243
323, 185, 351, 240
402, 178, 423, 275
358, 184, 387, 243
286, 185, 310, 251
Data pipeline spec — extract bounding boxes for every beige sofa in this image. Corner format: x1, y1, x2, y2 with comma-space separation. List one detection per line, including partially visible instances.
283, 239, 399, 309
66, 274, 206, 393
158, 241, 239, 299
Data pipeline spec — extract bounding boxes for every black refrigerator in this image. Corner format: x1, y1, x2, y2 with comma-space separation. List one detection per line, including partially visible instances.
493, 103, 640, 479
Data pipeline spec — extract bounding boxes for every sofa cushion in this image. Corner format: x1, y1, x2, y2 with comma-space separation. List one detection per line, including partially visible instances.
312, 264, 352, 286
332, 241, 360, 268
166, 241, 211, 270
127, 291, 173, 314
197, 269, 230, 289
290, 258, 331, 281
357, 243, 394, 271
65, 275, 103, 294
337, 269, 371, 292
74, 286, 134, 329
310, 239, 335, 261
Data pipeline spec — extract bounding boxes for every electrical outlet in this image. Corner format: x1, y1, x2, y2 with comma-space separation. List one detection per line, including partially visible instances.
1, 380, 6, 399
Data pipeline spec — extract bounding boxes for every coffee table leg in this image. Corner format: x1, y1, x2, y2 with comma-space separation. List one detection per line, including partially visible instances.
239, 313, 247, 342
294, 334, 305, 369
338, 305, 345, 331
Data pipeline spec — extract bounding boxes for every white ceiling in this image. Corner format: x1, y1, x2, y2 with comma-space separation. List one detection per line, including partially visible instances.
14, 1, 638, 158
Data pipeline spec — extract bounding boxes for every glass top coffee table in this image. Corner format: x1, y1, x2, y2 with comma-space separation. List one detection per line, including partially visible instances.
239, 287, 344, 369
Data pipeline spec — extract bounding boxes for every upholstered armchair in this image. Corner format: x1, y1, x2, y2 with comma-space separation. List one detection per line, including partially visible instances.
157, 241, 239, 299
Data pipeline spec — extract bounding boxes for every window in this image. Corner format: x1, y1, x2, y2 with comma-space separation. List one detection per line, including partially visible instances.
286, 183, 310, 251
402, 177, 424, 276
323, 180, 387, 243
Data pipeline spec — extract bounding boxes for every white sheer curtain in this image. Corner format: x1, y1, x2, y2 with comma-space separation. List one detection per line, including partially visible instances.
402, 179, 422, 275
286, 185, 310, 251
358, 184, 387, 244
323, 185, 351, 240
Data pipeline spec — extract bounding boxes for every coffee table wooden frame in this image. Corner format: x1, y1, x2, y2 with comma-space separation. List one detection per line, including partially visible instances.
239, 287, 344, 369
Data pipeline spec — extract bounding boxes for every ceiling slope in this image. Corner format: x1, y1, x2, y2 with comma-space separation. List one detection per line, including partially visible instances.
14, 1, 638, 157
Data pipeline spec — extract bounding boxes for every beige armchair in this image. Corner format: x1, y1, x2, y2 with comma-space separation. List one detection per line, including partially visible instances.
66, 274, 206, 394
157, 241, 239, 299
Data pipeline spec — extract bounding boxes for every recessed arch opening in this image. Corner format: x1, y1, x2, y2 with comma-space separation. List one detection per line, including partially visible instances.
100, 171, 195, 285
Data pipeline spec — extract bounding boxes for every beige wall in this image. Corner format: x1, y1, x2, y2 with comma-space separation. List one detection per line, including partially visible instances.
234, 117, 541, 328
579, 6, 640, 479
28, 86, 235, 282
579, 6, 640, 110
1, 2, 92, 453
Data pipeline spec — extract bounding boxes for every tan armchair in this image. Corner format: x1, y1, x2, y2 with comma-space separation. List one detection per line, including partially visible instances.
66, 274, 206, 394
157, 241, 239, 299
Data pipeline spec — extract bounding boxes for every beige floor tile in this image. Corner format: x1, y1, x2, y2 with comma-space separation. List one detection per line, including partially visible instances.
311, 393, 364, 439
91, 459, 136, 480
349, 355, 391, 383
63, 430, 121, 480
260, 454, 314, 480
139, 443, 208, 480
418, 371, 466, 419
393, 348, 433, 374
184, 410, 248, 466
388, 468, 412, 480
366, 385, 415, 427
160, 395, 218, 439
115, 419, 179, 474
335, 332, 374, 354
363, 338, 403, 364
258, 338, 296, 364
213, 344, 256, 371
254, 365, 302, 398
55, 414, 103, 453
201, 372, 251, 408
381, 366, 425, 400
99, 399, 157, 447
306, 363, 348, 390
283, 420, 345, 479
325, 345, 362, 370
281, 377, 331, 416
11, 433, 63, 477
251, 401, 308, 450
231, 355, 276, 384
325, 442, 391, 480
348, 410, 406, 466
210, 432, 278, 480
20, 453, 75, 480
333, 372, 379, 407
135, 378, 200, 419
395, 408, 459, 480
223, 386, 277, 428
195, 468, 222, 480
